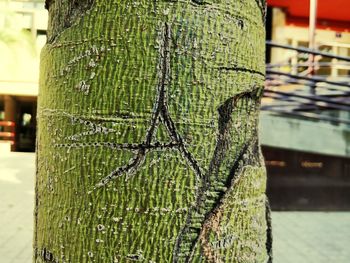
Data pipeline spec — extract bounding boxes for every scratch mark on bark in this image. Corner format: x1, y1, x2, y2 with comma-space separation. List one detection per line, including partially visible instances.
55, 142, 180, 151
216, 66, 265, 78
173, 89, 260, 262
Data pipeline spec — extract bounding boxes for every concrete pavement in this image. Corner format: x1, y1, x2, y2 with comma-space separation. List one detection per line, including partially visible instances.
272, 212, 350, 263
0, 152, 35, 263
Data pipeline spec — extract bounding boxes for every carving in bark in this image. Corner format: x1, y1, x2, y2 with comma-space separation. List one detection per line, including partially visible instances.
35, 1, 270, 262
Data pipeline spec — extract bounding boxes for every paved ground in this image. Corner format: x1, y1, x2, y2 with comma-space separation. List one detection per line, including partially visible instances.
0, 152, 35, 263
1, 152, 350, 262
272, 212, 350, 263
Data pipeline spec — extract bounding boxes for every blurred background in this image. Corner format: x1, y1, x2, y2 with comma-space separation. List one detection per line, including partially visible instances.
0, 0, 349, 262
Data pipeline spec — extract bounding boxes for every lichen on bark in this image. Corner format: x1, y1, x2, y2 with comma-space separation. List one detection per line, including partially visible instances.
35, 0, 270, 262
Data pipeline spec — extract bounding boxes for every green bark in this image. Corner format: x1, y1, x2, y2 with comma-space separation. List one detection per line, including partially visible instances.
35, 0, 271, 262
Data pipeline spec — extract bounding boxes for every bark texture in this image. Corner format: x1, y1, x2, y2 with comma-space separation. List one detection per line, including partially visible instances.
35, 0, 270, 262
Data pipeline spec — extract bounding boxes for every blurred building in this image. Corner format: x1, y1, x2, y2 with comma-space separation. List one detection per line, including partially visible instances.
0, 0, 46, 152
263, 0, 350, 210
266, 0, 350, 70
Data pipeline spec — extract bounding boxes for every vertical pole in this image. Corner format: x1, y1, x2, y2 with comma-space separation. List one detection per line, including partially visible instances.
308, 0, 318, 75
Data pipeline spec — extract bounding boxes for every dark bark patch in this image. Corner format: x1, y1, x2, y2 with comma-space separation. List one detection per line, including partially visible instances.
126, 254, 142, 261
44, 0, 52, 9
191, 0, 210, 6
237, 19, 245, 30
36, 247, 58, 263
46, 0, 95, 43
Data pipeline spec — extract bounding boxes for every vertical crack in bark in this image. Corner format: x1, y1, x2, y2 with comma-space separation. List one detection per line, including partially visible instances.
173, 90, 260, 262
198, 144, 251, 263
197, 126, 263, 263
158, 23, 203, 181
255, 0, 267, 25
93, 22, 203, 190
265, 198, 273, 263
34, 137, 40, 261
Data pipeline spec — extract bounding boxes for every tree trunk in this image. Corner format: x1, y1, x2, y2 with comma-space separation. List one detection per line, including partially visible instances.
34, 0, 271, 262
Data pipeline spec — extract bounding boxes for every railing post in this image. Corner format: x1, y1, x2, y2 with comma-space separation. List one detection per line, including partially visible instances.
308, 0, 318, 76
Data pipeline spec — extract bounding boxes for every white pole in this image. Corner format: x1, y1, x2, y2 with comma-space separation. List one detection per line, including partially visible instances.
308, 0, 318, 75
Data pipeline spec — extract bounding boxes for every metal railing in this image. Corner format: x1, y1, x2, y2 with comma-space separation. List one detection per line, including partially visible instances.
264, 41, 350, 125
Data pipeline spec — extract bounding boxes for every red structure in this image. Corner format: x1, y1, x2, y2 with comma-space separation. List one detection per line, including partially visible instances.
267, 0, 350, 32
0, 120, 15, 145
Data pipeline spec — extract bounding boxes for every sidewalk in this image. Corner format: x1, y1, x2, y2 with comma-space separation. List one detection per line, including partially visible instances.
272, 212, 350, 263
0, 152, 35, 263
0, 152, 349, 262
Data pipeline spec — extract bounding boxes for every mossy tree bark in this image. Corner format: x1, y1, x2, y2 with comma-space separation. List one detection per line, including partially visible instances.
34, 0, 272, 262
